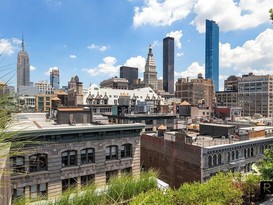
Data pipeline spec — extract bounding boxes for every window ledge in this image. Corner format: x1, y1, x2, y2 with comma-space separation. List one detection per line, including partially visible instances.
27, 170, 49, 176
80, 163, 96, 168
61, 166, 79, 171
105, 159, 119, 164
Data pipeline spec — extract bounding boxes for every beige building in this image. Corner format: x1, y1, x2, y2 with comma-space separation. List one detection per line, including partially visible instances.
35, 94, 57, 112
238, 73, 273, 117
100, 77, 128, 90
175, 74, 214, 108
8, 113, 144, 202
215, 91, 238, 107
144, 46, 158, 90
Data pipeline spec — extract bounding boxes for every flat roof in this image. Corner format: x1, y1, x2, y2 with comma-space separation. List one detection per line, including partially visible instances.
199, 123, 235, 128
8, 113, 145, 135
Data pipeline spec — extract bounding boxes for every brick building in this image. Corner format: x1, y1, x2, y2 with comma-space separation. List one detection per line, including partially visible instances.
141, 124, 273, 188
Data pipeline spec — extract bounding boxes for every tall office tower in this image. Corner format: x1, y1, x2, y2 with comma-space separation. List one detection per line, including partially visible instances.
17, 34, 30, 88
120, 66, 138, 85
163, 37, 174, 94
205, 19, 219, 92
50, 68, 60, 90
144, 45, 157, 90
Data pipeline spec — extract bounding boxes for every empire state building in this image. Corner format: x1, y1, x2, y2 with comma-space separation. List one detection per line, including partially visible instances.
17, 35, 30, 88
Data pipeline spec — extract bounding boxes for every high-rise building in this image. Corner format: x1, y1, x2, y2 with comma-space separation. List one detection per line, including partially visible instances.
205, 19, 219, 92
120, 66, 138, 85
17, 34, 30, 89
144, 45, 157, 90
163, 37, 174, 94
50, 68, 60, 90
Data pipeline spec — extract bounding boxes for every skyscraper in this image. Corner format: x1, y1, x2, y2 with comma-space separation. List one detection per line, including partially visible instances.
144, 45, 157, 90
163, 36, 174, 94
120, 66, 138, 85
50, 68, 60, 90
17, 34, 30, 88
205, 19, 219, 91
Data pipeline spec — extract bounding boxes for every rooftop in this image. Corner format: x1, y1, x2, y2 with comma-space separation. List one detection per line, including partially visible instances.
8, 113, 145, 134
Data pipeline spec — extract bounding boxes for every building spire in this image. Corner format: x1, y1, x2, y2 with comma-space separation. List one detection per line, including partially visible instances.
21, 32, 24, 51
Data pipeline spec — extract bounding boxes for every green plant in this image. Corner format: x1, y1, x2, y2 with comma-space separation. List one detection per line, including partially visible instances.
257, 147, 273, 180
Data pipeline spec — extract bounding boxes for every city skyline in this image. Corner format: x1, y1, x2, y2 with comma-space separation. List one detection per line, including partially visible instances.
0, 0, 273, 91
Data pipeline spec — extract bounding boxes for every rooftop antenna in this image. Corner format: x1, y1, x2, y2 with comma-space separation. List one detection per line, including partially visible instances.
21, 32, 24, 51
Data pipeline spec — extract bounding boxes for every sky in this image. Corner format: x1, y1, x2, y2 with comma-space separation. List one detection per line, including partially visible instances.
0, 0, 273, 91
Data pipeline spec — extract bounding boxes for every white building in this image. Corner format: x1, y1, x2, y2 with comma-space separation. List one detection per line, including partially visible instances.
83, 84, 163, 105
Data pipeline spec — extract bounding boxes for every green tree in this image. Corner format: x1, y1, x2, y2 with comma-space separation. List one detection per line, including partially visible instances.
258, 147, 273, 180
270, 8, 273, 22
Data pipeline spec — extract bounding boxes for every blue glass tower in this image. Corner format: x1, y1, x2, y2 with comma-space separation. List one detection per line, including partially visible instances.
205, 19, 219, 91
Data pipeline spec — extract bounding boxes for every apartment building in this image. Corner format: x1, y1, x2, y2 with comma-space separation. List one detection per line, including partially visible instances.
238, 74, 273, 117
8, 113, 145, 201
175, 74, 214, 109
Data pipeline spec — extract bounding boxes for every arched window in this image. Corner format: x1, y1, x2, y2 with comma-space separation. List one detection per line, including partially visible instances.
250, 147, 254, 157
29, 153, 47, 172
106, 145, 118, 160
232, 151, 235, 160
213, 154, 217, 166
121, 144, 132, 158
62, 150, 77, 167
260, 145, 264, 154
208, 155, 212, 167
81, 148, 95, 164
218, 153, 222, 165
236, 150, 239, 159
10, 156, 25, 174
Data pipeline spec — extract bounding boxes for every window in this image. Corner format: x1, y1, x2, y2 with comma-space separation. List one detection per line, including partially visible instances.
208, 155, 212, 167
62, 178, 77, 192
218, 154, 222, 165
29, 154, 47, 172
30, 183, 47, 199
81, 148, 95, 164
81, 174, 95, 186
121, 144, 132, 158
232, 151, 235, 160
106, 170, 118, 183
106, 146, 118, 160
213, 155, 217, 166
62, 150, 77, 167
12, 188, 24, 201
10, 156, 25, 174
236, 150, 239, 159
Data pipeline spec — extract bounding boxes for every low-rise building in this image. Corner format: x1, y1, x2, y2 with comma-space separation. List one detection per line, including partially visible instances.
141, 123, 273, 188
8, 113, 145, 201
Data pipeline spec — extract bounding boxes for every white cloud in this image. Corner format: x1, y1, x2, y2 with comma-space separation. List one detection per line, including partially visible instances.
30, 65, 37, 71
220, 28, 273, 74
69, 54, 77, 59
84, 56, 120, 77
166, 30, 183, 49
0, 39, 15, 55
45, 66, 59, 76
177, 52, 184, 57
124, 56, 146, 72
87, 44, 110, 52
133, 0, 196, 27
175, 62, 204, 79
193, 0, 271, 33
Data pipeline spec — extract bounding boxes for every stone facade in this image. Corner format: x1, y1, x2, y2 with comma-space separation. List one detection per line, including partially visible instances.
9, 114, 144, 202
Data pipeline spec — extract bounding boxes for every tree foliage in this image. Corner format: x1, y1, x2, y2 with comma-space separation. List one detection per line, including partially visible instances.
270, 8, 273, 22
258, 147, 273, 180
